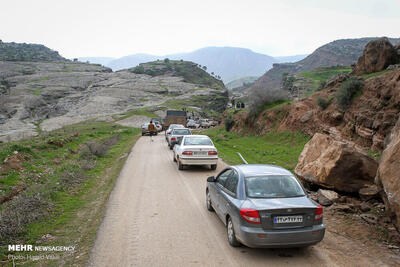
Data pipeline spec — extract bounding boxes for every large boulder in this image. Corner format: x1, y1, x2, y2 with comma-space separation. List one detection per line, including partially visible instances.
354, 37, 399, 75
295, 133, 378, 193
376, 116, 400, 231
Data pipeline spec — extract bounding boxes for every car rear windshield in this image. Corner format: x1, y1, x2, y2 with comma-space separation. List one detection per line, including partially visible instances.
184, 137, 212, 146
245, 175, 305, 198
173, 129, 191, 135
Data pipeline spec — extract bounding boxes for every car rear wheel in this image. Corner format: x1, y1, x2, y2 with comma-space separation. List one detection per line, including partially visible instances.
178, 160, 184, 170
211, 164, 217, 170
227, 217, 241, 247
206, 190, 214, 212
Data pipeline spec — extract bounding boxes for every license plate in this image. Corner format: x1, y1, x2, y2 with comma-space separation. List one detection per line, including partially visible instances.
194, 151, 207, 156
274, 215, 303, 224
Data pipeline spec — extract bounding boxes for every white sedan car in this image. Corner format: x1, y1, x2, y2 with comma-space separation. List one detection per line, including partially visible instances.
173, 135, 218, 170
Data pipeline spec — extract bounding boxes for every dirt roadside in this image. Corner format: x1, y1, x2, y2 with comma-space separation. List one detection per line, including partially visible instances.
88, 135, 400, 266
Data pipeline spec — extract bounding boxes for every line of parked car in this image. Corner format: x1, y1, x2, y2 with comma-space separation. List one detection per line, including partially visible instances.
165, 124, 218, 170
162, 123, 325, 249
187, 118, 219, 129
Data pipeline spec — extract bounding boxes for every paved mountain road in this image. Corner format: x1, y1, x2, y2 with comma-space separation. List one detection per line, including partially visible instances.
88, 135, 392, 267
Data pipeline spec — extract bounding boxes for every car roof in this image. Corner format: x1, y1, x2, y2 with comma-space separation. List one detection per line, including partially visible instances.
184, 135, 210, 138
172, 128, 190, 131
233, 164, 293, 177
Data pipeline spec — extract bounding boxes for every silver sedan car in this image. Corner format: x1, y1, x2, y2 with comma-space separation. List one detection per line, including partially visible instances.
206, 164, 325, 248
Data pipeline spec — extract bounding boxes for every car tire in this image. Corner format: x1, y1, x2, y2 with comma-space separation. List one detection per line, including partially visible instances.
227, 217, 241, 247
211, 164, 217, 170
141, 133, 144, 136
206, 189, 214, 212
178, 160, 184, 170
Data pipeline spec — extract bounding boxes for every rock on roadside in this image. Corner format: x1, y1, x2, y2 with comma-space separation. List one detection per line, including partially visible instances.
317, 189, 339, 206
375, 116, 400, 231
295, 133, 378, 193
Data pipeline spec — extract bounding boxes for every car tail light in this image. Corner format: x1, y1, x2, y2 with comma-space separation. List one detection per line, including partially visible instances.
240, 209, 261, 224
171, 137, 176, 141
208, 151, 218, 155
182, 151, 193, 156
314, 205, 323, 221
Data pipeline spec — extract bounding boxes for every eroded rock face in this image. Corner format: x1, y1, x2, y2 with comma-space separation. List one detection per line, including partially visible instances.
295, 133, 378, 193
355, 37, 399, 75
376, 116, 400, 231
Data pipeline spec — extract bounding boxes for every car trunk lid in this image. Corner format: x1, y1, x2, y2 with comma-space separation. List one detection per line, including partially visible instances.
248, 197, 316, 230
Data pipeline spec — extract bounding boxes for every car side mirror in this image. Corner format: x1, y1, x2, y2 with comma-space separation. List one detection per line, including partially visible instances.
207, 176, 216, 182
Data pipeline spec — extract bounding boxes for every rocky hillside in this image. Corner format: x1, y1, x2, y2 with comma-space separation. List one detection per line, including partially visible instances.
230, 38, 400, 231
247, 37, 400, 96
0, 45, 228, 142
0, 40, 66, 62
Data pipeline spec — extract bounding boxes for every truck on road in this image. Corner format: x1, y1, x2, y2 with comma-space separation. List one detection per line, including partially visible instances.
163, 110, 187, 130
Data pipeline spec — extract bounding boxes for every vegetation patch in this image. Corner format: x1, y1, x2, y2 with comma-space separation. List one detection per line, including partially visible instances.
247, 98, 291, 124
336, 77, 364, 110
203, 127, 310, 171
0, 121, 140, 265
300, 66, 352, 88
130, 60, 225, 90
317, 96, 333, 110
224, 114, 235, 132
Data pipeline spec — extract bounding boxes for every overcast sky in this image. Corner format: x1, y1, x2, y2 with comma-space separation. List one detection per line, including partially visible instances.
1, 0, 399, 58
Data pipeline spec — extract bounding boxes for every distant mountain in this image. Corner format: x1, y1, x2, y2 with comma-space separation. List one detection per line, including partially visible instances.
274, 54, 308, 63
0, 40, 66, 62
248, 37, 400, 94
107, 54, 159, 71
167, 47, 276, 83
104, 47, 280, 83
78, 57, 115, 66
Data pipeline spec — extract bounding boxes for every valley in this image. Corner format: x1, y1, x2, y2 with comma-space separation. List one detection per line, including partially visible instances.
1, 36, 400, 266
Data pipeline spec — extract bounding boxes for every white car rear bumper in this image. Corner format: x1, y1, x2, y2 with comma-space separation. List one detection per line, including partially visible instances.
180, 157, 218, 165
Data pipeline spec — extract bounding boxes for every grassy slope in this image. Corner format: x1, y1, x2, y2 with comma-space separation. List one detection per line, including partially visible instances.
300, 66, 352, 88
0, 121, 140, 266
203, 127, 310, 171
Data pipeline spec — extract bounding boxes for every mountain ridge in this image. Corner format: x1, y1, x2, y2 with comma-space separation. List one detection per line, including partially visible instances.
248, 37, 400, 95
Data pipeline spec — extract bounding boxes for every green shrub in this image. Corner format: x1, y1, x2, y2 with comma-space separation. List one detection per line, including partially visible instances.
336, 78, 364, 110
317, 97, 330, 109
131, 65, 144, 74
224, 114, 235, 132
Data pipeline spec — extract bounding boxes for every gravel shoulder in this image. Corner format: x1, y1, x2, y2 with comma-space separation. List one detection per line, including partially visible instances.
88, 135, 399, 266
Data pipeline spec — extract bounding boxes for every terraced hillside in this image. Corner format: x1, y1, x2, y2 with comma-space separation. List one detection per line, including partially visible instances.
0, 57, 228, 141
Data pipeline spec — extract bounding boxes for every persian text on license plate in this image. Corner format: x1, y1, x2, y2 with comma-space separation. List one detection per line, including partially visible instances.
274, 215, 303, 224
194, 151, 207, 155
